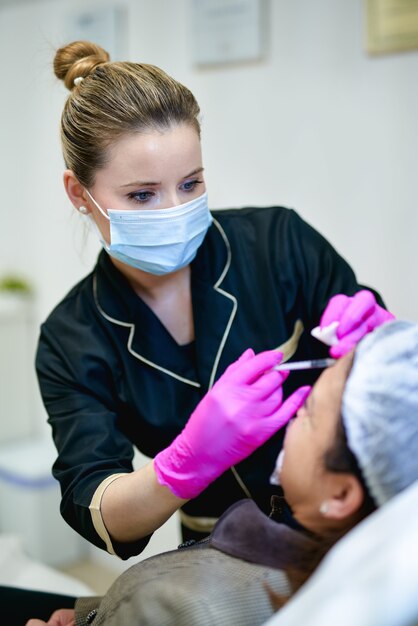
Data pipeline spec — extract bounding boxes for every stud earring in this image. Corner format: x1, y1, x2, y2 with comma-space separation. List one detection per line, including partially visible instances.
319, 502, 329, 515
79, 206, 88, 214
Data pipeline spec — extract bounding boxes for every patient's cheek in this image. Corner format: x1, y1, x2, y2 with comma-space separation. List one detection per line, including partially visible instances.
270, 449, 285, 486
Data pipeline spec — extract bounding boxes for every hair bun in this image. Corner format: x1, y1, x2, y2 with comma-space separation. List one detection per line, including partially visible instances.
53, 40, 110, 91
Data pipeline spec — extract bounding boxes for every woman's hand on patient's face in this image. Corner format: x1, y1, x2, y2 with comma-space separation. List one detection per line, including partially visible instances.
154, 347, 312, 499
320, 290, 395, 358
25, 608, 75, 626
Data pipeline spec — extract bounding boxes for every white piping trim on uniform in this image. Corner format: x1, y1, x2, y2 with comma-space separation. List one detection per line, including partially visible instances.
93, 276, 201, 388
93, 220, 237, 390
208, 219, 238, 389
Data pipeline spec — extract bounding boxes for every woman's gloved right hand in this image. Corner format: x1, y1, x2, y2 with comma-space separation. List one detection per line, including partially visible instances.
154, 348, 311, 499
318, 290, 395, 358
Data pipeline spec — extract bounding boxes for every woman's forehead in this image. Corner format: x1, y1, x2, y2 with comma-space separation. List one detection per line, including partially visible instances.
97, 125, 202, 182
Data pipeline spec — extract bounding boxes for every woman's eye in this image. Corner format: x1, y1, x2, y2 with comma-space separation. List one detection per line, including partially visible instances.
181, 179, 203, 192
128, 191, 154, 204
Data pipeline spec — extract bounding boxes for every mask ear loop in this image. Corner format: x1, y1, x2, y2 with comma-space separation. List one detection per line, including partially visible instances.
85, 189, 110, 220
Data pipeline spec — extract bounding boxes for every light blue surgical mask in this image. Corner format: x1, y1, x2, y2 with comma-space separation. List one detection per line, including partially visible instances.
85, 190, 212, 275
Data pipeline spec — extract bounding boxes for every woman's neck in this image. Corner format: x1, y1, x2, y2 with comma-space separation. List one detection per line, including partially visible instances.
112, 258, 194, 345
111, 257, 186, 295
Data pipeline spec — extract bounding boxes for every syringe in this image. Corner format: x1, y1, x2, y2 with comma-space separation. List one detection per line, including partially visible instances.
273, 358, 336, 372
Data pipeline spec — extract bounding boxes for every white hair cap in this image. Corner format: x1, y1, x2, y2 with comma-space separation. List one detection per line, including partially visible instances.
342, 320, 418, 507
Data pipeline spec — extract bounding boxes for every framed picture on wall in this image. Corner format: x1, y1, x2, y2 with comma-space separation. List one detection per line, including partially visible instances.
366, 0, 418, 54
191, 0, 266, 66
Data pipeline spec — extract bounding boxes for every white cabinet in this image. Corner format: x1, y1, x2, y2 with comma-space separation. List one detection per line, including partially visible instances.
0, 437, 88, 565
0, 294, 38, 442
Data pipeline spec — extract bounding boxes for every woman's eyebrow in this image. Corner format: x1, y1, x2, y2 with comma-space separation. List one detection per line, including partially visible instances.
118, 167, 204, 189
119, 179, 160, 188
184, 166, 205, 178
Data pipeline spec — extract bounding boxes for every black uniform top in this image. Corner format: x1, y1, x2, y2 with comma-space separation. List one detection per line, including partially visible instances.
36, 206, 371, 559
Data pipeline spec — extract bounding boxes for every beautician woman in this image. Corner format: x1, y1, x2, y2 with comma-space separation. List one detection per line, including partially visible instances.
36, 40, 392, 559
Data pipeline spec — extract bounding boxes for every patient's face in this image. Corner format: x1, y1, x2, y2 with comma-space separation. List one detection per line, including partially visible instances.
277, 354, 353, 531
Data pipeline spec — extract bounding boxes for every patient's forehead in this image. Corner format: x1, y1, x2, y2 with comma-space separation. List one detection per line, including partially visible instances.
310, 352, 354, 425
318, 351, 354, 390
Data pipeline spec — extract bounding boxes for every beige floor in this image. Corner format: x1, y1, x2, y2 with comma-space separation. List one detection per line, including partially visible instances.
60, 559, 120, 595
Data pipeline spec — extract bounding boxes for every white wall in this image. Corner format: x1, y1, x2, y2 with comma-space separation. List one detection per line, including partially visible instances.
1, 0, 417, 333
0, 0, 417, 565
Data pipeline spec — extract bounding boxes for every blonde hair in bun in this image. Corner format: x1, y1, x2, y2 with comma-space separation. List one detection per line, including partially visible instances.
54, 40, 110, 91
53, 40, 200, 187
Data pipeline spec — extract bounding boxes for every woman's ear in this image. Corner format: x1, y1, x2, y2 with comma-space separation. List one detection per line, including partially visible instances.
64, 170, 90, 213
321, 474, 364, 521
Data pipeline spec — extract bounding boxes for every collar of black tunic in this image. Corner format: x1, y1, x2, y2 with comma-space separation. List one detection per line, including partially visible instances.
91, 217, 238, 390
94, 217, 229, 325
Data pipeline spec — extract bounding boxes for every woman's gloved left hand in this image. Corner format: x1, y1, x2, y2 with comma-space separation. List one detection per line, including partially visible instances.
154, 348, 311, 499
318, 290, 395, 358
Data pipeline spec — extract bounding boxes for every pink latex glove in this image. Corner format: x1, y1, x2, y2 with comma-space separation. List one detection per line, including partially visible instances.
154, 348, 311, 499
320, 290, 395, 358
